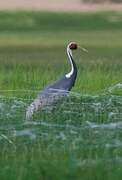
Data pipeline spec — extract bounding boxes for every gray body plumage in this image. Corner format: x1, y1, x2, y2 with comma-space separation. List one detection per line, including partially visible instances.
26, 42, 78, 120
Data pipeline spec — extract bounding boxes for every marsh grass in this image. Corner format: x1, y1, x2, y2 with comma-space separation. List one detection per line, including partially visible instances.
0, 11, 122, 180
0, 38, 121, 94
0, 89, 122, 180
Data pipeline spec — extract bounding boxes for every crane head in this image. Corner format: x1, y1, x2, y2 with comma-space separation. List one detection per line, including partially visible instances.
68, 42, 88, 52
69, 42, 78, 50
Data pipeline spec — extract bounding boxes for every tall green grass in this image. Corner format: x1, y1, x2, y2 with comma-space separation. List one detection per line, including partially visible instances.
0, 11, 122, 180
0, 11, 122, 94
0, 42, 121, 94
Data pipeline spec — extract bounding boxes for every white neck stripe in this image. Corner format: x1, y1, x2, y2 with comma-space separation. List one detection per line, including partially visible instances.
65, 46, 74, 78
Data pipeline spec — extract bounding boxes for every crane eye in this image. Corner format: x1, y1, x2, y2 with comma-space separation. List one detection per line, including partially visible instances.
69, 43, 78, 50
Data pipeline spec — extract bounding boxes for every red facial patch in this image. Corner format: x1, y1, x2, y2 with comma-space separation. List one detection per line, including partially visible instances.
69, 43, 78, 50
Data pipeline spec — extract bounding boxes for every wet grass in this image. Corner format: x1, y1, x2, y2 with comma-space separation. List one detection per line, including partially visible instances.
0, 11, 122, 180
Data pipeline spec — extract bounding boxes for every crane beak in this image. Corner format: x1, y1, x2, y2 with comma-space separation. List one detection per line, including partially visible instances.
78, 46, 88, 53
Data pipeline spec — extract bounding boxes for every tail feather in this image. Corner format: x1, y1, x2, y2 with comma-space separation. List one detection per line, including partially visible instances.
26, 98, 42, 120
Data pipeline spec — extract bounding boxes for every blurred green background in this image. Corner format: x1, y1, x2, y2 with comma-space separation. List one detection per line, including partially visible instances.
0, 10, 122, 180
0, 11, 122, 94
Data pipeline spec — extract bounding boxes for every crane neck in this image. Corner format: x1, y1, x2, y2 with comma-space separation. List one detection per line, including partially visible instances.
65, 46, 77, 79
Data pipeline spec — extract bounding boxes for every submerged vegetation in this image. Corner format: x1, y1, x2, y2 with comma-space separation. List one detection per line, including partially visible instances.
0, 11, 122, 179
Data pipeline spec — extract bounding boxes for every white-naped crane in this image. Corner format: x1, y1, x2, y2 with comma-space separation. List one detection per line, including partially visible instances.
26, 42, 87, 120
